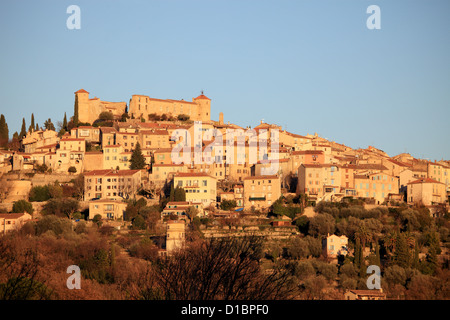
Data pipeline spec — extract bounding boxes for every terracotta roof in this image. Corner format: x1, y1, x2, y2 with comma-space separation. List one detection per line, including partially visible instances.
243, 175, 279, 180
84, 169, 140, 176
194, 94, 211, 100
292, 150, 324, 155
347, 290, 386, 297
174, 172, 215, 178
153, 164, 184, 167
100, 127, 117, 133
408, 178, 444, 185
75, 89, 89, 94
140, 130, 169, 135
0, 213, 28, 219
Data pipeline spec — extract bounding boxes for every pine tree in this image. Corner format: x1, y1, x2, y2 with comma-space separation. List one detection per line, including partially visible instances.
44, 118, 55, 131
20, 118, 27, 139
129, 142, 146, 170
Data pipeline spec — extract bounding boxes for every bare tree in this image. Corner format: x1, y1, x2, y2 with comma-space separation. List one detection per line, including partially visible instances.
150, 235, 297, 300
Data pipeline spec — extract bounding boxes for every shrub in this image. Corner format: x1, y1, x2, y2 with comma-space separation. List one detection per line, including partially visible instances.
12, 200, 34, 215
35, 215, 72, 236
29, 185, 51, 202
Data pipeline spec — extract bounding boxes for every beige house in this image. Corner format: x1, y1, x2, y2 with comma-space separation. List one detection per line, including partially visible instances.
243, 175, 281, 211
103, 145, 132, 170
344, 289, 386, 300
100, 127, 118, 147
150, 164, 187, 181
88, 199, 127, 220
22, 129, 59, 153
70, 126, 101, 145
162, 201, 204, 220
0, 213, 32, 234
354, 172, 399, 204
174, 172, 217, 207
407, 178, 447, 206
166, 220, 186, 254
84, 169, 142, 200
428, 162, 450, 193
322, 234, 348, 258
297, 164, 342, 202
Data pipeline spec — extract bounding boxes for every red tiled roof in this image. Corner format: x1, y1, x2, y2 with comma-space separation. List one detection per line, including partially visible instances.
0, 213, 28, 219
408, 178, 444, 185
243, 175, 279, 180
84, 169, 140, 176
174, 172, 215, 178
75, 89, 89, 94
194, 94, 211, 100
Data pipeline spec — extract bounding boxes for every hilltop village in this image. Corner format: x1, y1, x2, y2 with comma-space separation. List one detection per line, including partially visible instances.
0, 89, 449, 300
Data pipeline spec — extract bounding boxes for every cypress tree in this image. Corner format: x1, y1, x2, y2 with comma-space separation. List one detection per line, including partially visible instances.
375, 242, 381, 267
174, 186, 186, 202
20, 118, 27, 138
355, 238, 361, 269
169, 183, 175, 201
36, 123, 39, 131
63, 112, 68, 131
129, 142, 146, 170
0, 114, 8, 148
74, 96, 79, 127
394, 232, 410, 268
29, 113, 35, 132
426, 245, 438, 275
413, 241, 420, 269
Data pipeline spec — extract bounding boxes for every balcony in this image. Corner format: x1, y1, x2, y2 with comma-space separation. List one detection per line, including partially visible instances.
249, 196, 266, 201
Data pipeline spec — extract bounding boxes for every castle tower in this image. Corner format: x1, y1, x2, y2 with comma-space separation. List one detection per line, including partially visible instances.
219, 112, 224, 125
74, 89, 90, 124
193, 91, 211, 122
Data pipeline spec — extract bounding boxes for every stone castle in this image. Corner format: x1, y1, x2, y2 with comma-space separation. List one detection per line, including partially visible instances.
75, 89, 211, 124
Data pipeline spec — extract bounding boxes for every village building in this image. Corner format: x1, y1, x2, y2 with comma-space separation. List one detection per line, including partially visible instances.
344, 289, 386, 300
83, 169, 142, 201
0, 213, 32, 234
322, 234, 348, 258
243, 175, 281, 211
407, 177, 447, 206
165, 220, 186, 254
88, 199, 127, 220
174, 172, 217, 207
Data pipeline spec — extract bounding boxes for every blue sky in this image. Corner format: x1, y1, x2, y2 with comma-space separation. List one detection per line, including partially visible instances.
0, 0, 449, 160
